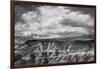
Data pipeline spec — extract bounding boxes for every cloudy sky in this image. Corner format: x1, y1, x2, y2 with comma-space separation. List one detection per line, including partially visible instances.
15, 5, 95, 39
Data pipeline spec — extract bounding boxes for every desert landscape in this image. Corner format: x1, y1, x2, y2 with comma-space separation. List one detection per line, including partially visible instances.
14, 4, 95, 67
14, 35, 94, 66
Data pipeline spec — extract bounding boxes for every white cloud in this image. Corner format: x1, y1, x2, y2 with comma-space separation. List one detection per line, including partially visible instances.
15, 5, 94, 38
21, 11, 38, 22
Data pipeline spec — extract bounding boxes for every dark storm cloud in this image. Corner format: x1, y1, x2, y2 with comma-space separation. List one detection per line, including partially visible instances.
15, 5, 40, 24
69, 7, 94, 16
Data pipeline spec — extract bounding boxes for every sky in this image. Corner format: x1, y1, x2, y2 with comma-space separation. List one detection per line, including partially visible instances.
15, 5, 95, 39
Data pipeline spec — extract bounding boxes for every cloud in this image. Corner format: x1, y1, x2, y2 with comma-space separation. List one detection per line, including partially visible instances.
15, 5, 94, 39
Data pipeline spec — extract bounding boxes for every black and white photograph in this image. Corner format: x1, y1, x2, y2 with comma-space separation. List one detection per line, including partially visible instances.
11, 1, 96, 68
